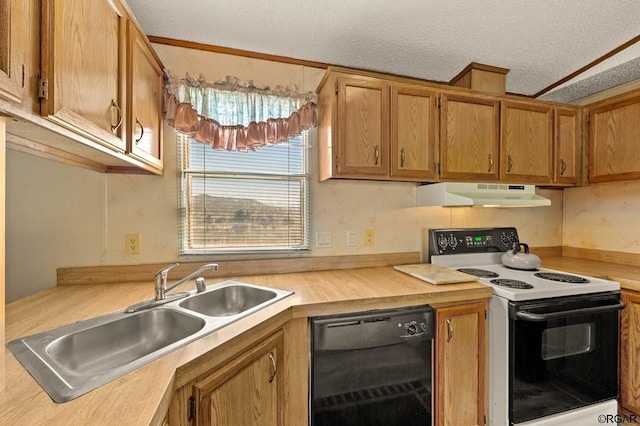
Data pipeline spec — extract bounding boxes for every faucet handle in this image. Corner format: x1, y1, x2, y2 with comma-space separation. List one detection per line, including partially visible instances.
155, 263, 180, 280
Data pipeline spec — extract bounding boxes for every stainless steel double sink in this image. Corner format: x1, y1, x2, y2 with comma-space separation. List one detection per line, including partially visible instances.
7, 280, 293, 403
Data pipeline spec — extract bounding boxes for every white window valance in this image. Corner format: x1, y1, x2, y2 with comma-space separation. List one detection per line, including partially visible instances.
164, 74, 317, 151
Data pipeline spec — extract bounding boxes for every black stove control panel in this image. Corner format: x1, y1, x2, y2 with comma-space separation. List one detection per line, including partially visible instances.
428, 227, 519, 259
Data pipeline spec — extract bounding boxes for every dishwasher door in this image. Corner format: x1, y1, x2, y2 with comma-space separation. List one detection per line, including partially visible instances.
311, 305, 434, 426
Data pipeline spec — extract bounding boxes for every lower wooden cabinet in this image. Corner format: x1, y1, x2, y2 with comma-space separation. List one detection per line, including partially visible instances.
435, 301, 487, 426
620, 290, 640, 416
169, 330, 284, 426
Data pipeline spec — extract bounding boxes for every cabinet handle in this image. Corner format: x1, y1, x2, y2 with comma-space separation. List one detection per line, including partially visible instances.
268, 352, 277, 383
560, 159, 567, 176
488, 154, 494, 172
446, 319, 453, 342
135, 118, 144, 144
400, 147, 406, 168
373, 145, 380, 165
110, 99, 123, 133
507, 155, 513, 173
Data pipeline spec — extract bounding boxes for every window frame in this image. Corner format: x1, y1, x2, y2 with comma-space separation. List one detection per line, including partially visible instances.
177, 132, 311, 255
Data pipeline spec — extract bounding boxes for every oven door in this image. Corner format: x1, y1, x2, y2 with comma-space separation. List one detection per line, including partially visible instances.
508, 292, 623, 425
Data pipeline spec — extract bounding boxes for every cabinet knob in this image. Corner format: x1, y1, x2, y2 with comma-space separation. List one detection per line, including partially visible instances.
507, 155, 513, 173
488, 154, 494, 172
373, 145, 380, 166
400, 147, 406, 168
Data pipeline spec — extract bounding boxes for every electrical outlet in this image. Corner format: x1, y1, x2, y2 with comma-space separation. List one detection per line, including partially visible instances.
125, 233, 141, 255
364, 229, 375, 246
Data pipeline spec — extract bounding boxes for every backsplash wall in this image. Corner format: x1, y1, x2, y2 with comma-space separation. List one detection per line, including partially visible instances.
563, 180, 640, 253
4, 44, 563, 302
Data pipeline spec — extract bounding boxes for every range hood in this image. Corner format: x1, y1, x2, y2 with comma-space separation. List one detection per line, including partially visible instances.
416, 182, 551, 207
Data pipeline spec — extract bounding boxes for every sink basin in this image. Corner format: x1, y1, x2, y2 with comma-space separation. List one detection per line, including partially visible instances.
7, 308, 205, 402
7, 280, 293, 403
179, 284, 278, 317
46, 308, 205, 375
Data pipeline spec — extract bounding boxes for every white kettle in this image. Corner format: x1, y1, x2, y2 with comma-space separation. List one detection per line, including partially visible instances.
501, 242, 541, 270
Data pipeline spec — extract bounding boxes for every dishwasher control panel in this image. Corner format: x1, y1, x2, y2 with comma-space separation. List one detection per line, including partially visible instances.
312, 305, 434, 351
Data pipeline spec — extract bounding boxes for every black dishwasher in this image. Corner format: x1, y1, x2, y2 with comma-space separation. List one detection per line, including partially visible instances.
311, 305, 434, 426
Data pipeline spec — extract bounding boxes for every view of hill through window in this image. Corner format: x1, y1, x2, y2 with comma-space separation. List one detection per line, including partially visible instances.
178, 134, 310, 253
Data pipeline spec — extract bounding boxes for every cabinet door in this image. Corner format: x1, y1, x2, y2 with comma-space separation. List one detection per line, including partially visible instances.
127, 23, 163, 170
41, 0, 127, 152
390, 84, 438, 180
589, 93, 640, 183
500, 100, 553, 183
194, 331, 284, 426
440, 93, 500, 181
336, 76, 389, 178
554, 108, 581, 185
0, 0, 24, 102
435, 302, 486, 426
621, 290, 640, 416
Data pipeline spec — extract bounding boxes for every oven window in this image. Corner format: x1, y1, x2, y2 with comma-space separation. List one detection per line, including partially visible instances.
541, 322, 595, 360
510, 308, 618, 424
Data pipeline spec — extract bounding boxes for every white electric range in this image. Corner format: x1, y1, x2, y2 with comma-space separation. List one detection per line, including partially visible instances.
428, 227, 623, 426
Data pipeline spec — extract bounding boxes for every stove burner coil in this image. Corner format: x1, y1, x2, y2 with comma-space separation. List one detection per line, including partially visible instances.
490, 279, 534, 289
457, 268, 499, 278
533, 272, 590, 283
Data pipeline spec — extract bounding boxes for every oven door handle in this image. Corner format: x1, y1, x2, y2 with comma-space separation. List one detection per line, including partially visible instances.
515, 300, 625, 321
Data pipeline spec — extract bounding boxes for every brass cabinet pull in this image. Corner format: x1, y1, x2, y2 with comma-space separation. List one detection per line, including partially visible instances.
446, 319, 453, 342
560, 158, 567, 176
507, 155, 513, 173
400, 147, 406, 168
110, 99, 123, 132
488, 153, 494, 172
373, 145, 380, 165
135, 118, 144, 144
268, 352, 277, 383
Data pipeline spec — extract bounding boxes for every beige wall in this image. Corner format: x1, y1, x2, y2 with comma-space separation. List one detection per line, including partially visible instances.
4, 44, 564, 302
563, 181, 640, 253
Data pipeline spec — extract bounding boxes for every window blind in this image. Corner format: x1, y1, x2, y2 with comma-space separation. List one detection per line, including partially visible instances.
178, 133, 310, 254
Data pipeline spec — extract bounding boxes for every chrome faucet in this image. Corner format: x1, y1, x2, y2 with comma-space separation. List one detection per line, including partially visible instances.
155, 263, 219, 300
124, 262, 219, 313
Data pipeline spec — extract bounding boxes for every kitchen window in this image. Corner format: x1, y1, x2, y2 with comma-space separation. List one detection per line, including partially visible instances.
177, 131, 310, 254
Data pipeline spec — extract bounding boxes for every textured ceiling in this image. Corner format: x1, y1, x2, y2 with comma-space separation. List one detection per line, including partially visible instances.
126, 0, 640, 98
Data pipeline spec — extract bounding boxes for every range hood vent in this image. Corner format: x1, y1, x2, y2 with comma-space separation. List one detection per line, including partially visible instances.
416, 182, 551, 207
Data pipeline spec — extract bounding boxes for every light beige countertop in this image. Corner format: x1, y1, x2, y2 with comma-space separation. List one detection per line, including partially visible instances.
541, 256, 640, 292
1, 266, 489, 426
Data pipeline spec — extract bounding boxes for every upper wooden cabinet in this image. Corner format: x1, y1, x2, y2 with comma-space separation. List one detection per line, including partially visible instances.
553, 108, 581, 185
127, 23, 163, 170
318, 71, 439, 182
440, 92, 500, 181
40, 0, 128, 153
336, 75, 389, 178
318, 74, 390, 180
390, 84, 439, 180
0, 0, 24, 103
500, 100, 553, 184
434, 301, 487, 426
588, 90, 640, 183
318, 68, 584, 187
0, 0, 164, 174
